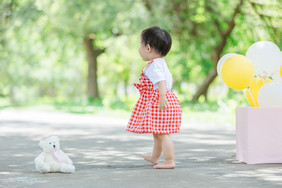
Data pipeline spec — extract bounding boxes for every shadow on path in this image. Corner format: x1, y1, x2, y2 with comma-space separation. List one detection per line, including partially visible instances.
1, 110, 282, 188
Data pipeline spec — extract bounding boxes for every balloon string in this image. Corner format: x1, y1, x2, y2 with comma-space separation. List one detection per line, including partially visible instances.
258, 70, 276, 81
247, 87, 257, 107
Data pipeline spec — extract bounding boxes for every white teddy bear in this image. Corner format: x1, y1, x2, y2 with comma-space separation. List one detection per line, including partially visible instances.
34, 136, 75, 173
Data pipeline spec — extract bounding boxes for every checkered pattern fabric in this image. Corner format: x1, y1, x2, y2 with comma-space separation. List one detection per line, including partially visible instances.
127, 61, 182, 134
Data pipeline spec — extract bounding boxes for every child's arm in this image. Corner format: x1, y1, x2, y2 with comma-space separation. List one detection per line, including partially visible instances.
157, 80, 169, 111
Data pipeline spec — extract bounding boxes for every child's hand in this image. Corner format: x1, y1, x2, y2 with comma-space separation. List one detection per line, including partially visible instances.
157, 81, 168, 111
158, 95, 169, 111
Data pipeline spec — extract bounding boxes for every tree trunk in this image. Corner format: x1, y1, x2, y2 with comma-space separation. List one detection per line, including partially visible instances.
192, 68, 217, 101
192, 0, 244, 102
124, 79, 128, 97
9, 85, 16, 105
83, 37, 105, 99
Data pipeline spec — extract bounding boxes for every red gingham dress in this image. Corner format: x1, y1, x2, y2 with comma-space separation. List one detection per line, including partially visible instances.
127, 61, 182, 134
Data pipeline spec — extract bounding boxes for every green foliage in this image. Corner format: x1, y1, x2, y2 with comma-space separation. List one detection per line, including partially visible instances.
0, 0, 281, 112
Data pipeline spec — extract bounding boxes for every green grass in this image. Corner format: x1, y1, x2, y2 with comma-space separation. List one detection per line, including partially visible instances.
1, 95, 239, 126
1, 103, 236, 126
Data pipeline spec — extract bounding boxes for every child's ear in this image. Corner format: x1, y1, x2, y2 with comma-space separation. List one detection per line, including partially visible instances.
146, 44, 151, 52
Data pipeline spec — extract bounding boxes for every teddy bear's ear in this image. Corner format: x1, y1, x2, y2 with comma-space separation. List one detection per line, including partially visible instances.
53, 136, 59, 142
39, 140, 44, 148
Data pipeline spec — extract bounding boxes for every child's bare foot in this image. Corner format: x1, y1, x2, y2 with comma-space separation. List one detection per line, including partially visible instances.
153, 161, 175, 169
142, 154, 159, 165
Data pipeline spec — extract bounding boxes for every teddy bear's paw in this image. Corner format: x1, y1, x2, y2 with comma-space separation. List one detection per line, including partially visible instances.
35, 162, 43, 170
60, 164, 75, 173
67, 159, 73, 165
39, 164, 51, 173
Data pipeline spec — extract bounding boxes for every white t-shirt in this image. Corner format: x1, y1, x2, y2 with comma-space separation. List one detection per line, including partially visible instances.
143, 58, 173, 89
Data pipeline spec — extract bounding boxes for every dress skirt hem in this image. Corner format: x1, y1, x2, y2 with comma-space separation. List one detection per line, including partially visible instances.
127, 89, 182, 134
126, 129, 180, 134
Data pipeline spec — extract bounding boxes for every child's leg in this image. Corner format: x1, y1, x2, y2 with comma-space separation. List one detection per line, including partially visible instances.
153, 134, 175, 169
142, 134, 161, 165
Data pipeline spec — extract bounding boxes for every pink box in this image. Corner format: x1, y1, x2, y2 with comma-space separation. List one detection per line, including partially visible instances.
236, 107, 282, 164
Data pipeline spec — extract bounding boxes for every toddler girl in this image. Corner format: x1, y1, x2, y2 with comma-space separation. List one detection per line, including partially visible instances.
126, 26, 182, 169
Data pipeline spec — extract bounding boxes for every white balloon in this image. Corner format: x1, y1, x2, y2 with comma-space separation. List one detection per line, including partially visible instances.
271, 52, 282, 82
272, 64, 282, 83
272, 73, 282, 83
217, 53, 237, 79
257, 82, 282, 107
246, 41, 281, 76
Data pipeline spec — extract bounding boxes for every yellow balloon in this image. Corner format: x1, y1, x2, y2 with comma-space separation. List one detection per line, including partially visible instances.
245, 77, 272, 107
221, 55, 255, 90
280, 64, 282, 78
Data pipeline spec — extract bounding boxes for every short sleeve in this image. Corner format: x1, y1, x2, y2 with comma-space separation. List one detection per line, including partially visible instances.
144, 61, 166, 85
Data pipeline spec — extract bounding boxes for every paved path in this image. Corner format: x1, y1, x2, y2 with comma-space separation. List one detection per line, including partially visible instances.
0, 109, 282, 188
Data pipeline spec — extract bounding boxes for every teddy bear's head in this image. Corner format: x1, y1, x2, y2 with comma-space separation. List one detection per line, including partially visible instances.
39, 136, 60, 152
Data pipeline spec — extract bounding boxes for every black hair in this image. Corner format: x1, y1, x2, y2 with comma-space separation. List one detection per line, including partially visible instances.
141, 26, 172, 57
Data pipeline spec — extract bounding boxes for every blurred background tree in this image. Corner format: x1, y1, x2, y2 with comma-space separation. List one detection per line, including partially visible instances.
142, 0, 281, 101
0, 0, 281, 111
